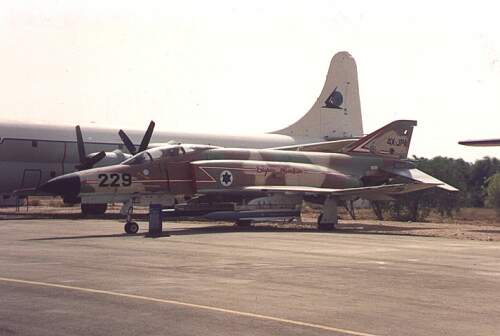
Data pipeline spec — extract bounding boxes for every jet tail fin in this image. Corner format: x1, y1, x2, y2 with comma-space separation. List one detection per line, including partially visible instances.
342, 120, 417, 159
272, 51, 363, 141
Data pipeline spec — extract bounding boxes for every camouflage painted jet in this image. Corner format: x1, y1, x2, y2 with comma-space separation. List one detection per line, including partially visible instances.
39, 120, 457, 234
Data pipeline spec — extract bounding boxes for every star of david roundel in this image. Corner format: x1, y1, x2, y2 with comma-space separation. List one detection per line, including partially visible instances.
220, 170, 233, 187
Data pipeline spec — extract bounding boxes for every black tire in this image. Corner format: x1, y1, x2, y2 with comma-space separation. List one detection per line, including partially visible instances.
124, 222, 139, 234
81, 203, 108, 215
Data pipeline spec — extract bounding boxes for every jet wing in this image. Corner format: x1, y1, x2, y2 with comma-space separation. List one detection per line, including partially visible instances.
388, 168, 459, 192
267, 138, 358, 153
459, 139, 500, 147
242, 183, 439, 198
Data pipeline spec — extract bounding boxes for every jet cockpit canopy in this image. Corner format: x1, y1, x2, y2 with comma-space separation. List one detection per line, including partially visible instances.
122, 144, 219, 165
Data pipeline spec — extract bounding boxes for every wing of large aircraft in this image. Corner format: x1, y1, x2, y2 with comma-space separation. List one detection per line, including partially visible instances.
459, 139, 500, 147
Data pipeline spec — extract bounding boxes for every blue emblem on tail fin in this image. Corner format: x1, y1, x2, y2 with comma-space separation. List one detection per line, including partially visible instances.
323, 87, 343, 109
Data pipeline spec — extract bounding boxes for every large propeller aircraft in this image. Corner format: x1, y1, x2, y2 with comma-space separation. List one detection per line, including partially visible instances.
40, 120, 457, 234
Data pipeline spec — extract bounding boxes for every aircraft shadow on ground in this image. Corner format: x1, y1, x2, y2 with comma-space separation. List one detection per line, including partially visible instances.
167, 223, 438, 239
25, 233, 140, 241
23, 222, 438, 241
0, 213, 145, 221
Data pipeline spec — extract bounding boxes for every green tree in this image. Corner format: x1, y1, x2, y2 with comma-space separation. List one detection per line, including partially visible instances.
485, 173, 500, 215
468, 157, 500, 207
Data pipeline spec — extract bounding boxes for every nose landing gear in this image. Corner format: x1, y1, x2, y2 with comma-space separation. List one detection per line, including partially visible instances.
124, 221, 139, 234
123, 204, 139, 234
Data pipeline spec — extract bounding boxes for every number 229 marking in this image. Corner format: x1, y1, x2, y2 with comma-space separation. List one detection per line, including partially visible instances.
98, 173, 132, 187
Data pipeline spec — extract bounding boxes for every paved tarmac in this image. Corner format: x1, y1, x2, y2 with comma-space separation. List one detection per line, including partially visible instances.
0, 219, 499, 336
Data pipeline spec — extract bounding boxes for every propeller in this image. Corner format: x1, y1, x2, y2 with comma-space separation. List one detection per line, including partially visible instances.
75, 125, 106, 170
118, 121, 155, 155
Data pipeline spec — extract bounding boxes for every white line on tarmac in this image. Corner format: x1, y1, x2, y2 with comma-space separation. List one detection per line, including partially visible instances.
0, 276, 380, 336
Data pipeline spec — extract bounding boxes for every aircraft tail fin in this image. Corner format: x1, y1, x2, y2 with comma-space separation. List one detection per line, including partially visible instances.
342, 120, 417, 159
272, 51, 363, 140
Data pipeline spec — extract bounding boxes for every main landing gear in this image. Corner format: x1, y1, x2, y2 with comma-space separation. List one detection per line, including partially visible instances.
317, 197, 338, 231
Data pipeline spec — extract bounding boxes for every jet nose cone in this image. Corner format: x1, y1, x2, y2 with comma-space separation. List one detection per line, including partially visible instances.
39, 173, 81, 196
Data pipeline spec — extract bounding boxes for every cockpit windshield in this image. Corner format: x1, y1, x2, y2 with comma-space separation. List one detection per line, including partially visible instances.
122, 152, 153, 165
147, 146, 185, 160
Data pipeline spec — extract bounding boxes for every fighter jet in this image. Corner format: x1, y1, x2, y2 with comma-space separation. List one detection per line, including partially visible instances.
40, 120, 457, 234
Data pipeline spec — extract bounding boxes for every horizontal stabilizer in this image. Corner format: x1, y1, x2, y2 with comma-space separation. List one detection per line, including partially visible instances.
267, 138, 359, 152
388, 168, 459, 192
243, 183, 439, 198
459, 139, 500, 147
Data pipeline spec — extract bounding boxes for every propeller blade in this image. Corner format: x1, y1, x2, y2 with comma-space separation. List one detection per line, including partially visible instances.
88, 151, 106, 167
75, 125, 86, 164
138, 121, 155, 153
118, 129, 137, 155
75, 151, 106, 170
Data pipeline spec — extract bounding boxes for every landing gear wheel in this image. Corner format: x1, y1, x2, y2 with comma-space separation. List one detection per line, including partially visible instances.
317, 213, 335, 231
124, 222, 139, 234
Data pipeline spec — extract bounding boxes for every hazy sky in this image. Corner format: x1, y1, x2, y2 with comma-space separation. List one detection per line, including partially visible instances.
0, 0, 499, 162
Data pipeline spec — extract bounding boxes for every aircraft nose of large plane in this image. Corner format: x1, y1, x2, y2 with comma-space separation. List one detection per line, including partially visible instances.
39, 173, 81, 196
